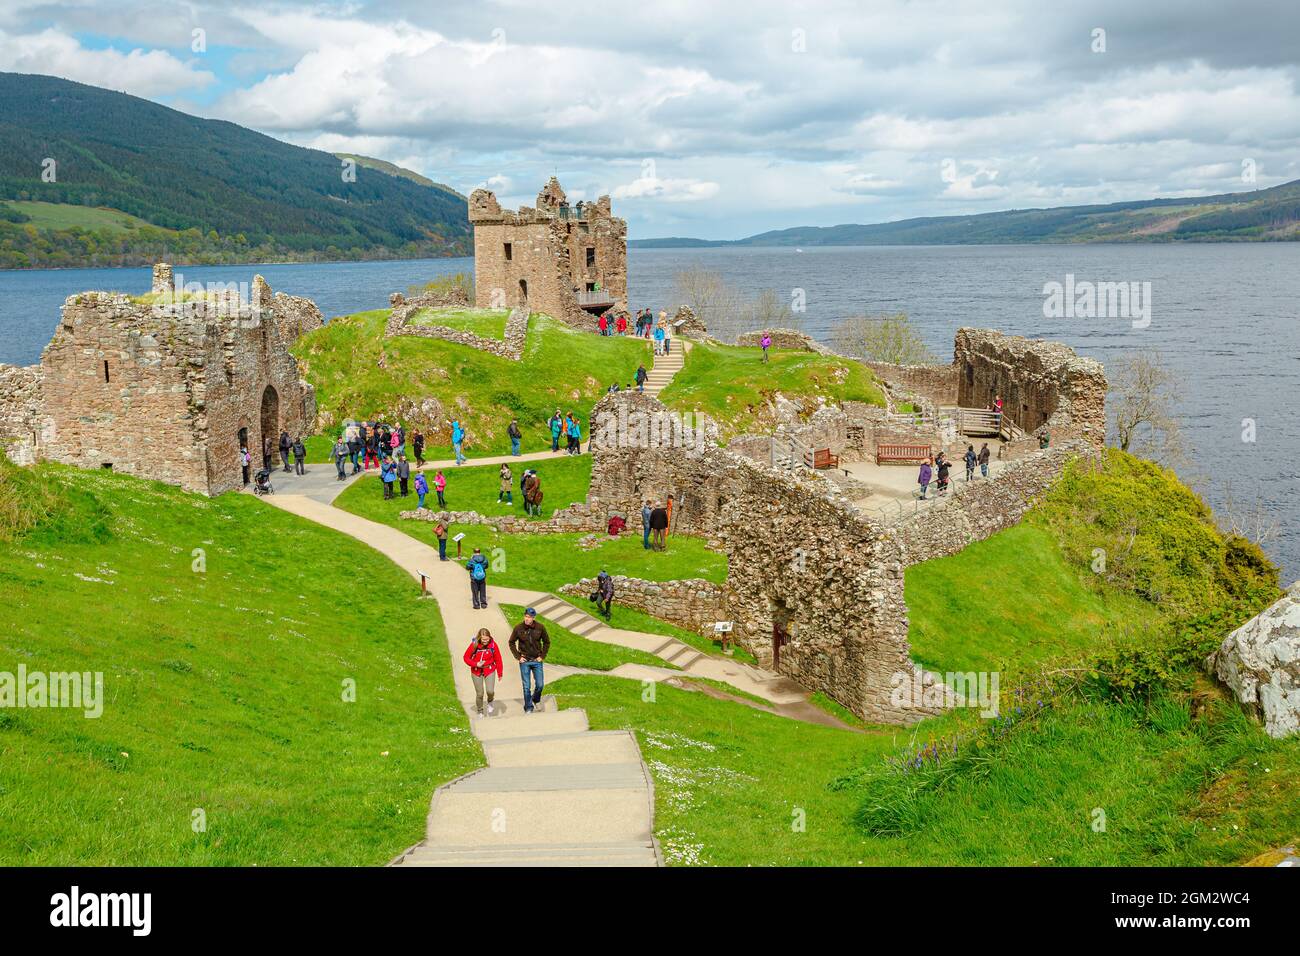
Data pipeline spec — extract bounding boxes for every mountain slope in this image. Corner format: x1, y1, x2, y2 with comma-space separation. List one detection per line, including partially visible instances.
0, 72, 470, 267
633, 179, 1300, 247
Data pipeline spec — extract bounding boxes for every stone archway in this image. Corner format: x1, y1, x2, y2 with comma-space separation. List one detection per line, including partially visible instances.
260, 385, 279, 466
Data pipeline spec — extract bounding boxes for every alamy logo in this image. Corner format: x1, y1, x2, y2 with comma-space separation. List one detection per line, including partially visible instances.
890, 670, 1000, 717
0, 666, 103, 718
594, 403, 715, 455
1042, 273, 1151, 328
50, 886, 151, 936
151, 271, 258, 323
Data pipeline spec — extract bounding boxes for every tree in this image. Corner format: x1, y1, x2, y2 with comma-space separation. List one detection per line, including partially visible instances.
671, 267, 743, 336
830, 312, 934, 364
1109, 350, 1184, 463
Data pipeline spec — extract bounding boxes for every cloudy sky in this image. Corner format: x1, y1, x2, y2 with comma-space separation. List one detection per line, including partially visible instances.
2, 0, 1297, 238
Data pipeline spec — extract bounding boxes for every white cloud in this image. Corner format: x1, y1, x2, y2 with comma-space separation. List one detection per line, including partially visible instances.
0, 27, 214, 97
611, 174, 720, 203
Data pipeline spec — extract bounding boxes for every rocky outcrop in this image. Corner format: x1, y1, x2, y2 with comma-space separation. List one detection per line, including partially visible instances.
1207, 584, 1300, 739
385, 298, 530, 360
736, 328, 839, 355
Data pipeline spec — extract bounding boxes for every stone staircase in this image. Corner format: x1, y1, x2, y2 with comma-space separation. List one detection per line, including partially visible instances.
393, 701, 659, 868
530, 594, 708, 670
642, 344, 685, 396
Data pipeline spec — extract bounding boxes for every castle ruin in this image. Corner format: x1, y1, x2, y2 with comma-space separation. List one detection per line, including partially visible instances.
468, 177, 627, 326
0, 264, 322, 495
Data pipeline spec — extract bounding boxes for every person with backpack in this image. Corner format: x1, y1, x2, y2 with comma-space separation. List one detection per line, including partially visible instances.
977, 442, 991, 478
508, 608, 550, 714
390, 429, 403, 460
615, 313, 627, 335
434, 470, 447, 508
467, 547, 490, 609
464, 628, 504, 717
549, 410, 563, 453
292, 436, 307, 476
381, 457, 398, 497
397, 455, 411, 497
414, 470, 429, 510
964, 444, 977, 482
450, 419, 466, 465
649, 502, 669, 551
567, 414, 582, 455
412, 428, 425, 466
363, 427, 379, 471
635, 363, 647, 392
653, 324, 665, 356
508, 419, 522, 457
498, 463, 513, 504
918, 457, 933, 500
279, 431, 292, 473
523, 470, 543, 516
434, 520, 448, 560
595, 569, 615, 621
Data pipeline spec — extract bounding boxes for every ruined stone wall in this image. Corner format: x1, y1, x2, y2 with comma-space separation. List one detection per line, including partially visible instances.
386, 302, 531, 360
559, 576, 727, 635
736, 328, 839, 356
0, 364, 44, 465
864, 361, 959, 407
954, 328, 1107, 447
31, 273, 317, 496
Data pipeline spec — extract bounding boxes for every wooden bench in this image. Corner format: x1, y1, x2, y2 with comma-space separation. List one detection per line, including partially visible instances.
803, 447, 840, 470
876, 443, 932, 465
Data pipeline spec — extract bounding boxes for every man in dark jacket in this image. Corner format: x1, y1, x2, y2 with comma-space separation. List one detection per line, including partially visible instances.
347, 431, 362, 474
292, 436, 307, 475
397, 455, 411, 497
508, 419, 522, 456
649, 503, 669, 551
279, 431, 292, 472
509, 608, 550, 713
641, 499, 653, 550
596, 570, 614, 620
635, 364, 647, 392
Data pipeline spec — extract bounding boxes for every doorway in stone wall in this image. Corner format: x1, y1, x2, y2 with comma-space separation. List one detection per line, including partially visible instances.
260, 386, 279, 465
237, 426, 250, 485
518, 279, 528, 306
770, 597, 794, 671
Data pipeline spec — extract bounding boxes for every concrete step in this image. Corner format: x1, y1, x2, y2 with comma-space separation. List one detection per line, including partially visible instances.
445, 762, 647, 794
428, 786, 652, 845
470, 706, 588, 741
396, 841, 658, 867
571, 616, 606, 637
484, 730, 642, 767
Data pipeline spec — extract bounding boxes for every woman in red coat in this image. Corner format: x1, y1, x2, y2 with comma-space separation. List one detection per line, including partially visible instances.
464, 628, 504, 716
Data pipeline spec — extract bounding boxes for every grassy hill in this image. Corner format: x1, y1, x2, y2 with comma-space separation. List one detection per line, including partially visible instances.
633, 179, 1300, 247
0, 459, 480, 865
659, 341, 886, 441
294, 309, 651, 458
0, 72, 470, 269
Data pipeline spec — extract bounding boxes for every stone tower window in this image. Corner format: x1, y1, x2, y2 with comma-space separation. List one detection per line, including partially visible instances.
586, 247, 596, 268
504, 242, 512, 261
103, 360, 110, 383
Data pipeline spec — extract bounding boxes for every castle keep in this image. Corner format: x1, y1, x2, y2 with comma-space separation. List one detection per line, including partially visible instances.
468, 177, 627, 325
0, 264, 321, 495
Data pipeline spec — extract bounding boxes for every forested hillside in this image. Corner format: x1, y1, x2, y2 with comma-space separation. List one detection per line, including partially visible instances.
0, 73, 470, 269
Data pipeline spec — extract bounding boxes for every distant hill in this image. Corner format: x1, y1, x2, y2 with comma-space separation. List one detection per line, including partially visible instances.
0, 72, 471, 269
333, 153, 466, 201
632, 180, 1300, 248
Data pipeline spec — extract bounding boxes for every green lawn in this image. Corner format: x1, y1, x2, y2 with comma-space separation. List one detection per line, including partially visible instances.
333, 455, 592, 522
659, 341, 886, 441
499, 604, 674, 672
0, 462, 480, 865
410, 306, 511, 340
549, 673, 1300, 866
5, 200, 160, 234
905, 522, 1163, 674
294, 310, 650, 459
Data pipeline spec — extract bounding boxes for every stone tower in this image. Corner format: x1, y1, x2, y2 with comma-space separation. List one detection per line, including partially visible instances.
468, 177, 627, 326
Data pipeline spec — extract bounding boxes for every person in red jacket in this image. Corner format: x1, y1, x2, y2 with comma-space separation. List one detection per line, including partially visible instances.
464, 628, 504, 716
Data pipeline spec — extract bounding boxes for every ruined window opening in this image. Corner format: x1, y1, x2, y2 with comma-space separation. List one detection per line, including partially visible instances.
101, 462, 113, 471
965, 362, 974, 386
103, 360, 110, 383
586, 282, 596, 292
504, 242, 512, 261
585, 247, 595, 268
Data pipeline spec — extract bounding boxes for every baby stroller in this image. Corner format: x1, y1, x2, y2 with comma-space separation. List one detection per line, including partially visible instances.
253, 468, 274, 496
